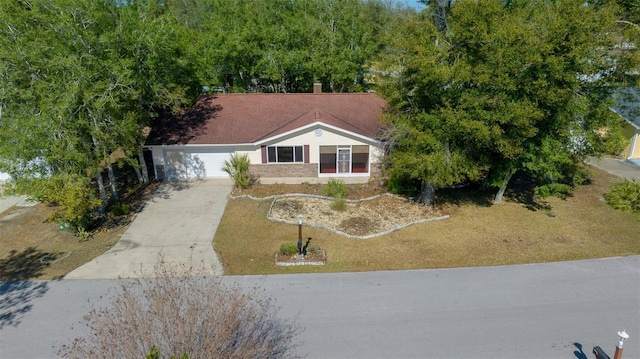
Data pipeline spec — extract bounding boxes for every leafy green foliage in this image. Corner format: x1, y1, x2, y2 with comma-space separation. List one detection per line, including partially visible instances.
323, 179, 349, 211
323, 179, 348, 198
222, 154, 252, 189
0, 0, 199, 210
185, 0, 393, 93
146, 345, 189, 359
535, 183, 574, 199
279, 243, 299, 256
111, 203, 131, 217
41, 174, 101, 232
75, 226, 91, 241
605, 180, 640, 214
381, 0, 631, 201
305, 245, 320, 254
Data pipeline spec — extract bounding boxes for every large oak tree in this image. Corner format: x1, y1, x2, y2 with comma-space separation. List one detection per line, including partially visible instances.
381, 0, 631, 204
0, 0, 199, 227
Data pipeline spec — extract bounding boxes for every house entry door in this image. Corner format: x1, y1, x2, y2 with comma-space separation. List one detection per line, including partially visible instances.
338, 148, 350, 173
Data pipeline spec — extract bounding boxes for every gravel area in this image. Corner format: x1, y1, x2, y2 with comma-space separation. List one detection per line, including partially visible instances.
269, 194, 445, 237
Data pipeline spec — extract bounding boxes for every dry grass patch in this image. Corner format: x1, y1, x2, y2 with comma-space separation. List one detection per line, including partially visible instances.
215, 167, 640, 275
0, 181, 160, 280
0, 204, 124, 280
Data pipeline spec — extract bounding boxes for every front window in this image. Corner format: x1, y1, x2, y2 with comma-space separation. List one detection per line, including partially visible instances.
267, 146, 303, 163
320, 145, 369, 174
351, 145, 369, 172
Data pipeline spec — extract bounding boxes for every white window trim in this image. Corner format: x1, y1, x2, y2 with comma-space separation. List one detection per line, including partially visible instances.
317, 144, 370, 176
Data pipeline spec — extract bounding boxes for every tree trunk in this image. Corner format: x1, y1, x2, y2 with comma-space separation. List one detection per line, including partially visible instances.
494, 170, 515, 204
133, 166, 143, 184
417, 180, 436, 206
92, 134, 107, 211
106, 161, 119, 202
138, 147, 149, 184
96, 170, 106, 215
433, 0, 452, 33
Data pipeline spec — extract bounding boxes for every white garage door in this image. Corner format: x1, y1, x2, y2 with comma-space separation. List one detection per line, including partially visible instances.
185, 149, 233, 178
164, 149, 187, 179
164, 148, 233, 179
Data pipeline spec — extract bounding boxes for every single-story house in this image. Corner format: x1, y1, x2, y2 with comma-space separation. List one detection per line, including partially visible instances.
612, 87, 640, 160
146, 84, 388, 184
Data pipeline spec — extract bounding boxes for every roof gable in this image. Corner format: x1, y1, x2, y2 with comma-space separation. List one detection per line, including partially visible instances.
257, 121, 381, 146
147, 93, 387, 146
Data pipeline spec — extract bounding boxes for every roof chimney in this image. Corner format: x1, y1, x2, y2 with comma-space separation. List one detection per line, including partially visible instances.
313, 82, 322, 94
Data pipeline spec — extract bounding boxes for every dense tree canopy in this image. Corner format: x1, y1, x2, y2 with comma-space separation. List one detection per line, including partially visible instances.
380, 0, 635, 204
0, 0, 200, 227
172, 0, 394, 93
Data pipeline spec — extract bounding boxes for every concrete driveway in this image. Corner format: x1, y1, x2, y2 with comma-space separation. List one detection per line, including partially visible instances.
65, 179, 232, 279
0, 195, 26, 215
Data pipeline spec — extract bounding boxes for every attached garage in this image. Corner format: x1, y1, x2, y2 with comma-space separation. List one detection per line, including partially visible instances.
159, 147, 234, 179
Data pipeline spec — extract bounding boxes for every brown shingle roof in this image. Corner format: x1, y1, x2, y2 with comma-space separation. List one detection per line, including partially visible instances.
147, 93, 387, 146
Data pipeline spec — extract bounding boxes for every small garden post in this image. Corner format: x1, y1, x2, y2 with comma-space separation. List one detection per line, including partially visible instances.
297, 214, 303, 255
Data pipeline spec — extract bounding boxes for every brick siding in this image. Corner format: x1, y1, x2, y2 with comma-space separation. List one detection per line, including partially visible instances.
251, 163, 382, 180
251, 163, 318, 178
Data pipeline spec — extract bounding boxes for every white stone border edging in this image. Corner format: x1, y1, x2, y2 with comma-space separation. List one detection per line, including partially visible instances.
229, 192, 450, 239
274, 250, 327, 266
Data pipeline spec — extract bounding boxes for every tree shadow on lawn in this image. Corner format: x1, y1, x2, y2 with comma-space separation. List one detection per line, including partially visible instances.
503, 172, 553, 211
435, 172, 552, 211
436, 183, 494, 208
0, 247, 53, 329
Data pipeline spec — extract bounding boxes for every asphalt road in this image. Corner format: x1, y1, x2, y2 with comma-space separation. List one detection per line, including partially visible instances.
1, 256, 639, 359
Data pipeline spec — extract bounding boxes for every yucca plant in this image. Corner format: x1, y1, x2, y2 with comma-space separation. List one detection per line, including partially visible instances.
222, 154, 251, 189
